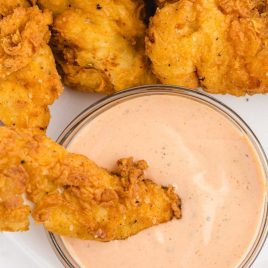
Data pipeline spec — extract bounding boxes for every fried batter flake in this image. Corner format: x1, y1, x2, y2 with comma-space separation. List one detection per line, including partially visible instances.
0, 0, 30, 17
36, 0, 156, 94
0, 127, 181, 241
0, 6, 63, 129
146, 0, 268, 95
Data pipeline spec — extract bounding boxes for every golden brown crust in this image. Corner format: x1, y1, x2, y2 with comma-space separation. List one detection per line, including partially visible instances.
36, 0, 74, 15
0, 6, 63, 129
0, 6, 51, 77
37, 0, 156, 94
155, 0, 178, 8
0, 0, 31, 17
146, 0, 268, 95
0, 165, 30, 231
0, 127, 181, 240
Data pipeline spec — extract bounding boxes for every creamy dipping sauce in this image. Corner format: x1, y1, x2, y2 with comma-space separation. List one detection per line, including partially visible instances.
63, 94, 266, 268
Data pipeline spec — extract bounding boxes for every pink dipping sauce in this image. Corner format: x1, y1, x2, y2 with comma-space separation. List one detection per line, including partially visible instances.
62, 95, 266, 268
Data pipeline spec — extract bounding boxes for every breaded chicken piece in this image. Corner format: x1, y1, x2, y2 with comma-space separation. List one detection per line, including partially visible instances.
36, 0, 156, 94
0, 6, 62, 129
146, 0, 268, 95
0, 127, 181, 240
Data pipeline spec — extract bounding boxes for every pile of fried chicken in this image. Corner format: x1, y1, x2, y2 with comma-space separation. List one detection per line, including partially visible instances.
0, 0, 267, 241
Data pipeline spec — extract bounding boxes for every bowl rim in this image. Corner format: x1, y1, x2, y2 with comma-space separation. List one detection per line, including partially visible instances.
47, 84, 268, 268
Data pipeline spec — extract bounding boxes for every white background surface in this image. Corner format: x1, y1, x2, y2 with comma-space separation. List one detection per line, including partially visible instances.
1, 87, 268, 268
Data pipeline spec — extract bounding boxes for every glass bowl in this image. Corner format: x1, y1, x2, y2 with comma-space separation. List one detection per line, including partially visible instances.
47, 85, 268, 268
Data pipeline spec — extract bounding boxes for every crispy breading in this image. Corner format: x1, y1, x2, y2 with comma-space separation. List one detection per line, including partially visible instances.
36, 0, 156, 94
0, 165, 30, 231
155, 0, 178, 8
146, 0, 268, 96
0, 127, 181, 240
0, 0, 30, 17
0, 6, 63, 129
34, 0, 74, 15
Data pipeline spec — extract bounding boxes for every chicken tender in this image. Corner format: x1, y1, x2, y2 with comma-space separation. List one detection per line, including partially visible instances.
146, 0, 268, 95
37, 0, 156, 94
0, 6, 62, 129
0, 127, 181, 241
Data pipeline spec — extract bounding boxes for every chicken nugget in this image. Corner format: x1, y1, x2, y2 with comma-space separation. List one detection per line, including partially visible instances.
36, 0, 156, 94
146, 0, 268, 95
0, 127, 181, 240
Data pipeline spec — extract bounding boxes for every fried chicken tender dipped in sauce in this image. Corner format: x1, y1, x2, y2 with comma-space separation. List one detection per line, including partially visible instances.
0, 127, 181, 241
36, 0, 156, 94
146, 0, 268, 95
0, 5, 62, 129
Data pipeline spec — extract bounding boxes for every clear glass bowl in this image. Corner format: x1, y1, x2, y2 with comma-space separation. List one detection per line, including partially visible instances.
47, 85, 268, 268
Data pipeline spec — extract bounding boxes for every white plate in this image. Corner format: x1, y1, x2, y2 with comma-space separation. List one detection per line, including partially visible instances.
1, 87, 267, 268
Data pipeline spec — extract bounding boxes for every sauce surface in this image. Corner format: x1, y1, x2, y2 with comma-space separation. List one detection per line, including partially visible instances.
63, 94, 266, 268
